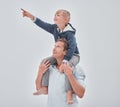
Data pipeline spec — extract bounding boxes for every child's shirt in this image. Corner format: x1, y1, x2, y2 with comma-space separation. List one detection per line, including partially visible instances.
33, 17, 80, 61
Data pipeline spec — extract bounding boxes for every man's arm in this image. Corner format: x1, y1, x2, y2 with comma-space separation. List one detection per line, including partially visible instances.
63, 64, 86, 98
35, 60, 51, 90
35, 69, 43, 90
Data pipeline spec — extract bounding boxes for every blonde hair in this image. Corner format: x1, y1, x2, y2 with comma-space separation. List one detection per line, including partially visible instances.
56, 9, 70, 22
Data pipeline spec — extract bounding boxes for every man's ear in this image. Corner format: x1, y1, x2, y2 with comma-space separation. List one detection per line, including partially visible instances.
64, 50, 67, 56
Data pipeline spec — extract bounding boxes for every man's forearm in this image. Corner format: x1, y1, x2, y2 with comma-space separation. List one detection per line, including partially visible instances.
67, 73, 85, 98
35, 71, 43, 89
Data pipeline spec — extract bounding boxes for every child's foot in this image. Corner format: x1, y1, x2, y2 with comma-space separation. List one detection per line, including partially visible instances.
33, 88, 48, 95
67, 99, 73, 104
33, 90, 42, 95
67, 90, 73, 104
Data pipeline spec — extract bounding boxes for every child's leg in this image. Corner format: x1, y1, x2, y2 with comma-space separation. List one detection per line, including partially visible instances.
67, 90, 73, 104
41, 56, 56, 86
33, 65, 49, 95
68, 53, 80, 67
33, 69, 49, 95
45, 56, 57, 65
65, 77, 74, 104
66, 54, 80, 103
33, 86, 48, 95
34, 57, 57, 95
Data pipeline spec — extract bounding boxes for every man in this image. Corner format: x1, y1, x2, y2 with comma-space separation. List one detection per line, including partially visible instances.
34, 38, 86, 107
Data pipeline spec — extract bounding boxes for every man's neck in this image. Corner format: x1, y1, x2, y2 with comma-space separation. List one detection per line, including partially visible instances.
56, 59, 63, 69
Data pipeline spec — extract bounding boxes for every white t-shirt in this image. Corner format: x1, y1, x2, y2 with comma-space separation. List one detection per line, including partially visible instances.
47, 65, 86, 107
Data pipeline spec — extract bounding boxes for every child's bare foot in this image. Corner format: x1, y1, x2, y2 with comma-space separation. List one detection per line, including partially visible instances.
67, 91, 73, 104
33, 90, 42, 95
33, 88, 48, 95
67, 99, 73, 104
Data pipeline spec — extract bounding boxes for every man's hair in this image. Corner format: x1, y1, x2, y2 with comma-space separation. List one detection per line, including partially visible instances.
56, 38, 69, 51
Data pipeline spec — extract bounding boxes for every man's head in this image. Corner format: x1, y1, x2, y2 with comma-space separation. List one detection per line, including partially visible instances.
54, 9, 70, 26
52, 38, 68, 60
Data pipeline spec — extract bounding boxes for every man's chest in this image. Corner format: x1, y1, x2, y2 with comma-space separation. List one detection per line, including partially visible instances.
49, 69, 66, 91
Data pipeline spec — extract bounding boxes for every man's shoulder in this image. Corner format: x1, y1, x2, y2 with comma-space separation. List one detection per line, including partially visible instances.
73, 64, 86, 79
73, 64, 86, 87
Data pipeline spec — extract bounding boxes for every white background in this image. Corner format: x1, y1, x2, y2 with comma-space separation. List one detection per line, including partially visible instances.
0, 0, 120, 107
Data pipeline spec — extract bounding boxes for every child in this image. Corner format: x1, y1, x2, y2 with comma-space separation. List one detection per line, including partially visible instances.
21, 8, 80, 104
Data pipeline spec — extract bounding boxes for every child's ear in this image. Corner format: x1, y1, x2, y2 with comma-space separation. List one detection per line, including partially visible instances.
64, 17, 69, 24
64, 18, 68, 23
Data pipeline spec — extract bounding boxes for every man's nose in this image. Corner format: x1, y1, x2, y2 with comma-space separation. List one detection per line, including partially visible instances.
53, 47, 56, 51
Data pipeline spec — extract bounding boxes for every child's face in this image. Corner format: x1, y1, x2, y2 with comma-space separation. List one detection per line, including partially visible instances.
54, 11, 68, 25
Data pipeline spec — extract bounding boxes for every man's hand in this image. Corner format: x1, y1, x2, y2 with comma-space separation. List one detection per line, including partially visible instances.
62, 63, 74, 76
59, 63, 64, 73
35, 60, 51, 90
59, 60, 69, 73
38, 60, 51, 74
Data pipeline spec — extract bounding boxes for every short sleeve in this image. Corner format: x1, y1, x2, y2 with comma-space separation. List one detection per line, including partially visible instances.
73, 65, 86, 88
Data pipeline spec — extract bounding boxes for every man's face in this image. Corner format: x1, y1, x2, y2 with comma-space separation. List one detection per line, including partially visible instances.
52, 41, 66, 59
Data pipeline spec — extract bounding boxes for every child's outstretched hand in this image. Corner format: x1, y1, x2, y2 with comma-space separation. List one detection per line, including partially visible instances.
21, 8, 35, 20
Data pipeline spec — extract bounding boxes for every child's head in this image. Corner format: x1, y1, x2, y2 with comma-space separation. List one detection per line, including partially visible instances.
54, 9, 70, 26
